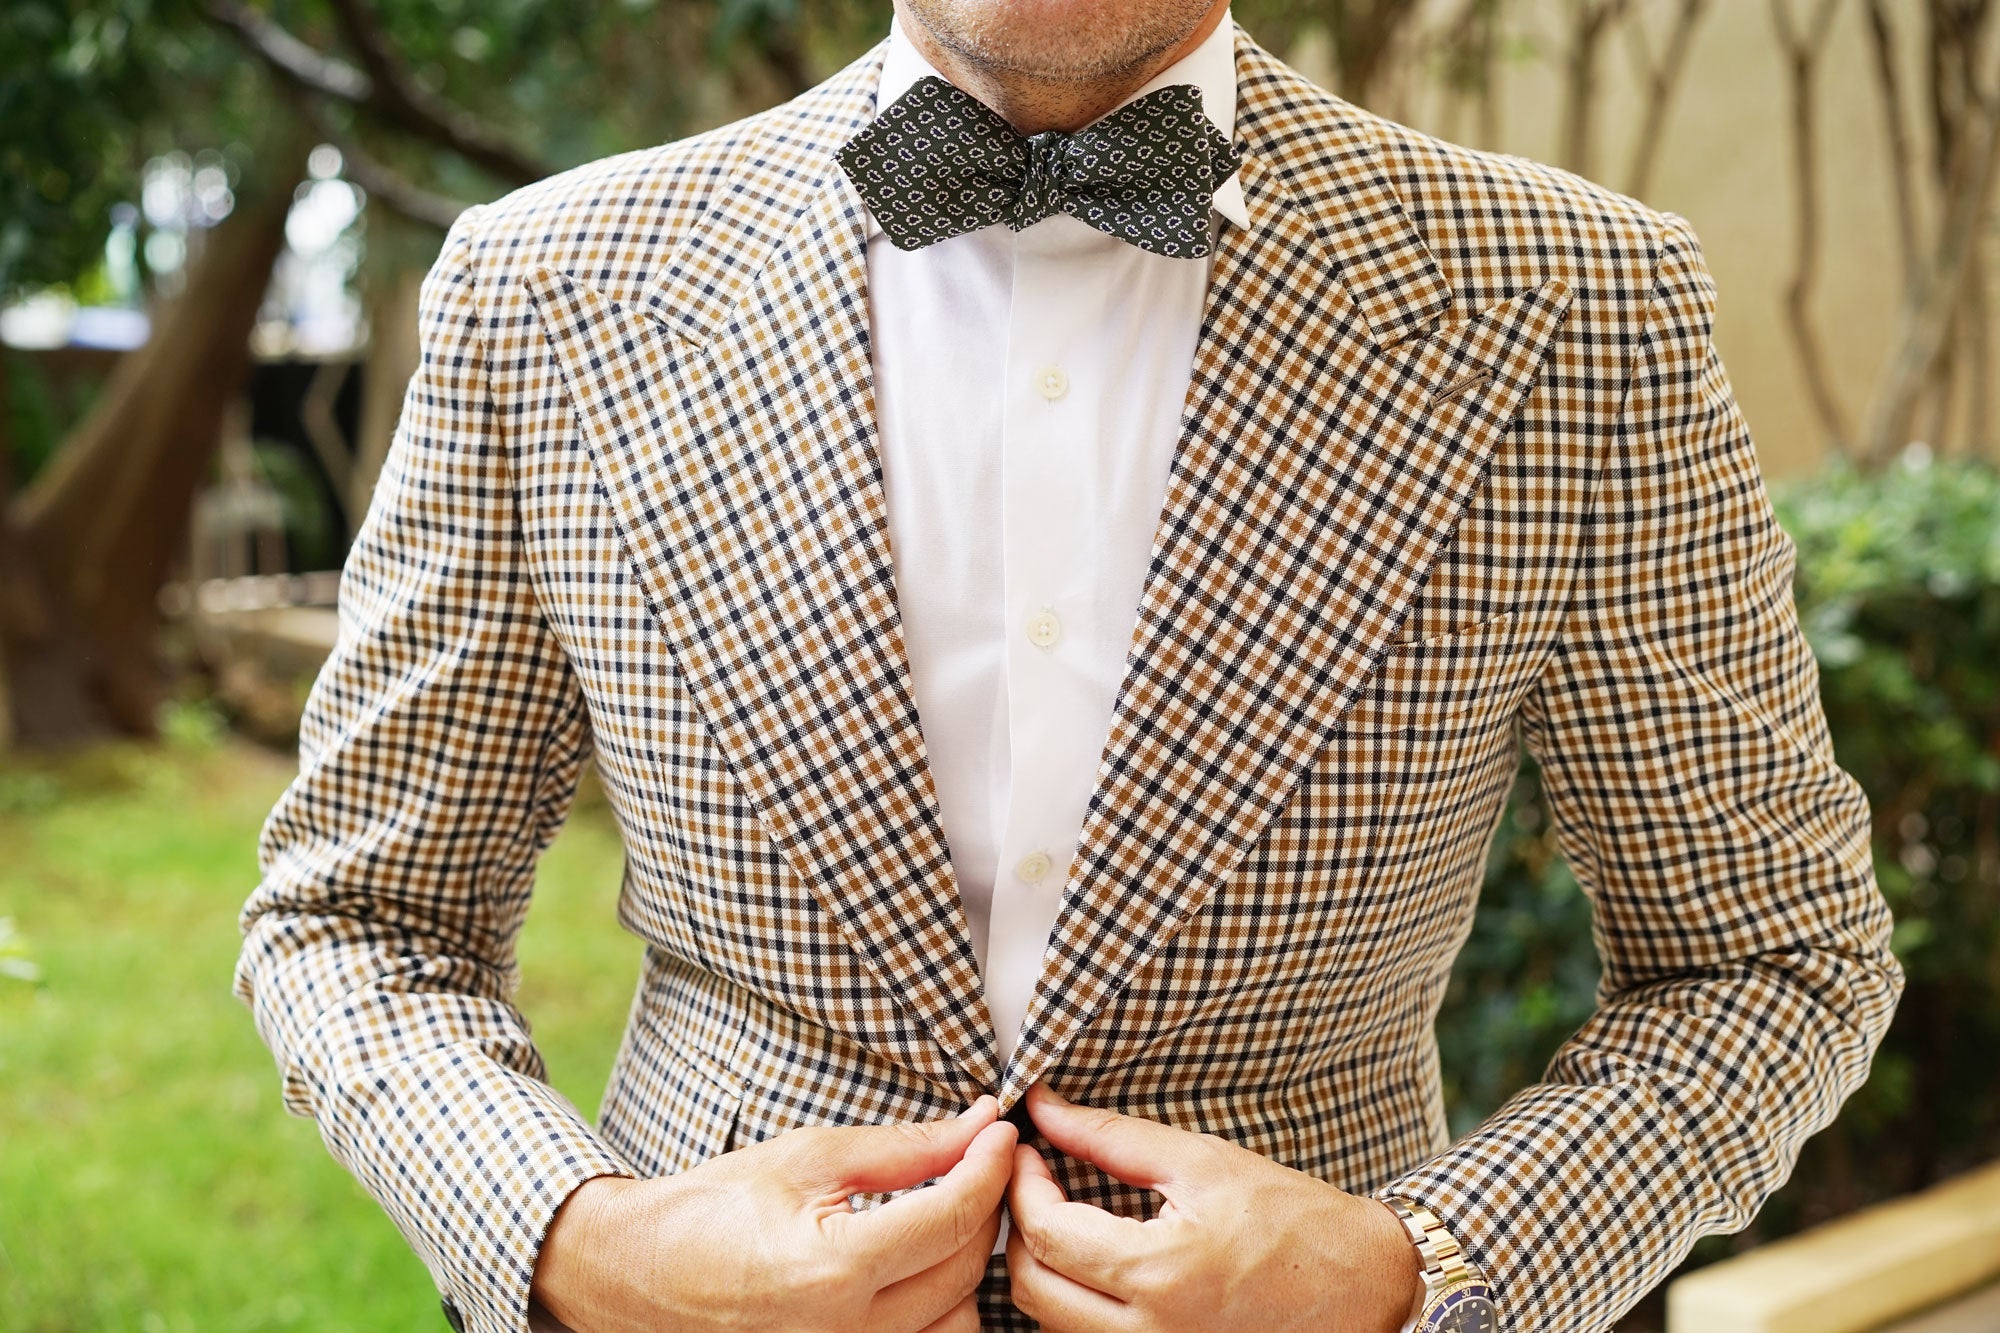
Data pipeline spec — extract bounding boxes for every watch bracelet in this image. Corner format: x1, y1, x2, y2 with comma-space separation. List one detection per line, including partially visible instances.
1380, 1193, 1487, 1302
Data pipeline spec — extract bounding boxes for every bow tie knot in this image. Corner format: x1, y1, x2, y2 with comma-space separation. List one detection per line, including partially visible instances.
836, 74, 1242, 257
1011, 129, 1084, 227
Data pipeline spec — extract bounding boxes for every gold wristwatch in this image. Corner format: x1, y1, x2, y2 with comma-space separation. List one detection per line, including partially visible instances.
1378, 1193, 1499, 1333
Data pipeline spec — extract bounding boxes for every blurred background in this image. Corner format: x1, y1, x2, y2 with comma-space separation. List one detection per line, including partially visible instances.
1, 1, 1996, 1329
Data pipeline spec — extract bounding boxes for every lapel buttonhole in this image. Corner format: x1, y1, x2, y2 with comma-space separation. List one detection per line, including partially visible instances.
1428, 367, 1493, 408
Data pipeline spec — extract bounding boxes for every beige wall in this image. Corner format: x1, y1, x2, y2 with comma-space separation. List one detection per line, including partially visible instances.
1283, 0, 1997, 480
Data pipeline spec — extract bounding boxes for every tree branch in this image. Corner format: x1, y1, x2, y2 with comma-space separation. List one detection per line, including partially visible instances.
205, 0, 370, 104
1559, 0, 1634, 179
322, 0, 554, 186
204, 0, 554, 186
1621, 0, 1710, 202
1770, 0, 1853, 454
1859, 74, 2000, 464
1862, 0, 1920, 285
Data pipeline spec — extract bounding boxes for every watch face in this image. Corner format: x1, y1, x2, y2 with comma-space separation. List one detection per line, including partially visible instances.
1422, 1284, 1498, 1333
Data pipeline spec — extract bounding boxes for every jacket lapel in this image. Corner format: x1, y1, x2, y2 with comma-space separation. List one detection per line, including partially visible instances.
993, 32, 1577, 1107
521, 35, 1005, 1096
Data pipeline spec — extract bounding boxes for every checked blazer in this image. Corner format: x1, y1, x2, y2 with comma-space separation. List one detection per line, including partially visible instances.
233, 15, 1907, 1333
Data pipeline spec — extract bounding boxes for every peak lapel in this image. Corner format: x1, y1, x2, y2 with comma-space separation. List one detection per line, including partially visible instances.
522, 34, 1004, 1097
996, 25, 1576, 1108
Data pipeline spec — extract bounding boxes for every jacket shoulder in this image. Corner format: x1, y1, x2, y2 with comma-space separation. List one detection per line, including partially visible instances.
443, 98, 803, 305
1361, 105, 1671, 304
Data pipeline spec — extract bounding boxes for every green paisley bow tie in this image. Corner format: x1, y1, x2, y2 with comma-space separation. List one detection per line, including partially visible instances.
834, 74, 1243, 258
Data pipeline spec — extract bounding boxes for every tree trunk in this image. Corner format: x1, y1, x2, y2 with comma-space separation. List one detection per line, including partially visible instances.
351, 262, 424, 525
1, 133, 310, 751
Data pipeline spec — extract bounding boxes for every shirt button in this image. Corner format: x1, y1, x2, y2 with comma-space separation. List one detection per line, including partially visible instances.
1035, 365, 1068, 400
1015, 851, 1053, 884
1026, 608, 1061, 648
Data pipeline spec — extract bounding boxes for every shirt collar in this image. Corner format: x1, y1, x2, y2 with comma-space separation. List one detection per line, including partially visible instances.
863, 6, 1249, 240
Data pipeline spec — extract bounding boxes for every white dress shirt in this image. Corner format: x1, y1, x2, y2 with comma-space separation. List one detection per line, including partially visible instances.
860, 14, 1246, 1253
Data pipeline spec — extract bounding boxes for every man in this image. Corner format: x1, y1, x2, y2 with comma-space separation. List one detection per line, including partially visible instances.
232, 0, 1907, 1329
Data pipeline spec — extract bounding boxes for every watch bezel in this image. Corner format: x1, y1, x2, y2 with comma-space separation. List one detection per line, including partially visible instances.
1414, 1275, 1499, 1331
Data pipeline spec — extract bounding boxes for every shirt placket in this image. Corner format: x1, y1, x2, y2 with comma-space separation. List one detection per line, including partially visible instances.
984, 220, 1105, 1070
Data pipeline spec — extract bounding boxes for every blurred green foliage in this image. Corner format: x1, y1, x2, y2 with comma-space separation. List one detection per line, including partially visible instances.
1435, 752, 1598, 1134
2, 350, 104, 486
1781, 450, 2000, 1194
2, 0, 176, 295
0, 915, 42, 987
156, 694, 231, 750
0, 0, 893, 300
1439, 447, 2000, 1241
249, 437, 341, 570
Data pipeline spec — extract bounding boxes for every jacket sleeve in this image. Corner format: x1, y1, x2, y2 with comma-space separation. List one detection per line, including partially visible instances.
232, 203, 641, 1333
1369, 210, 1907, 1332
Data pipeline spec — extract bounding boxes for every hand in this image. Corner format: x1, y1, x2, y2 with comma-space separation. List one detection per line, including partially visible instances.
1005, 1082, 1422, 1332
530, 1093, 1018, 1332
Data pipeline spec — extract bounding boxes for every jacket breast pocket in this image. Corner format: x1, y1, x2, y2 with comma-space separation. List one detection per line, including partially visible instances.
1336, 608, 1525, 735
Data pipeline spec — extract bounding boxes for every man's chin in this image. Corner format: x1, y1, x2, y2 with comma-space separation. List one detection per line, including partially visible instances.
897, 0, 1216, 86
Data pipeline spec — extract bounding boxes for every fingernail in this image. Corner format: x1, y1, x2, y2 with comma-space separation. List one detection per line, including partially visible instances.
1040, 1084, 1069, 1105
959, 1094, 991, 1119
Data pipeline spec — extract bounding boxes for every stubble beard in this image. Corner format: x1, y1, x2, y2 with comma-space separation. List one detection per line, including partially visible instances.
898, 0, 1220, 100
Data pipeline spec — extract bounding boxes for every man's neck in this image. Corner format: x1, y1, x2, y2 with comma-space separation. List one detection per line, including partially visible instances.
888, 0, 1231, 135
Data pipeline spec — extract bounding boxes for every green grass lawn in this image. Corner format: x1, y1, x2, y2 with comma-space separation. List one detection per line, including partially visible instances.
0, 722, 644, 1332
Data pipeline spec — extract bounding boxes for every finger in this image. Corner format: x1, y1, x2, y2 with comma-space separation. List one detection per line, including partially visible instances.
913, 1292, 983, 1333
1023, 1082, 1211, 1193
1008, 1210, 1144, 1333
846, 1116, 1017, 1284
802, 1095, 1000, 1197
1006, 1142, 1159, 1302
868, 1195, 1003, 1332
1006, 1139, 1067, 1211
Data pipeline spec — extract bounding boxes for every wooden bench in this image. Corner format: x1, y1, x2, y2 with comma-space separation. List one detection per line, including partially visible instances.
1665, 1157, 2000, 1332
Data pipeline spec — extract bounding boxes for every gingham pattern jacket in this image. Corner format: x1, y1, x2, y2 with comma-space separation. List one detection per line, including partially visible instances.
233, 17, 1907, 1333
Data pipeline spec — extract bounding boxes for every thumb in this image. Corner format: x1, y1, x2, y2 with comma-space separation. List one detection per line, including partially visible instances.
1024, 1083, 1197, 1193
809, 1094, 1001, 1196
